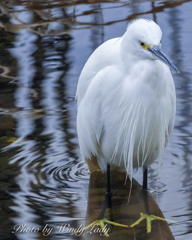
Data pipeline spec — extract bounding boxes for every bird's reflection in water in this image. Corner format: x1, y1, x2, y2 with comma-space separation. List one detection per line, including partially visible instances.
84, 170, 175, 240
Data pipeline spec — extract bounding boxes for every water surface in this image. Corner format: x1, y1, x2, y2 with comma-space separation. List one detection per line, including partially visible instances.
0, 0, 192, 239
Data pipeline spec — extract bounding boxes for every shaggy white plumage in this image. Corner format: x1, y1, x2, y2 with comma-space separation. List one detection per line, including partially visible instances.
76, 19, 177, 179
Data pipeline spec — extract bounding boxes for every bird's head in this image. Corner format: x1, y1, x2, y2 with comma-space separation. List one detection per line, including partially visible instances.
123, 19, 179, 73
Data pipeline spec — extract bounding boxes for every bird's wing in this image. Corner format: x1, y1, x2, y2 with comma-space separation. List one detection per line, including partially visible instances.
77, 67, 108, 160
77, 51, 124, 160
76, 37, 121, 106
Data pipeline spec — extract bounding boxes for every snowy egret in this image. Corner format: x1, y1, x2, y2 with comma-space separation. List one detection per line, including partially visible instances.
76, 19, 178, 235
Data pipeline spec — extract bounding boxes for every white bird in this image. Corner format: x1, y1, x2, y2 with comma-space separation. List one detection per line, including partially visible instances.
76, 19, 178, 234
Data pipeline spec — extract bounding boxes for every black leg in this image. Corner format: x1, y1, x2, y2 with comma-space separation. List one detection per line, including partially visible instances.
106, 163, 112, 208
143, 167, 148, 191
142, 189, 150, 215
142, 167, 150, 214
98, 163, 113, 220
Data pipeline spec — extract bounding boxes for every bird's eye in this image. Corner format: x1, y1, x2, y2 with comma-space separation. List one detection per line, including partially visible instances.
139, 41, 147, 50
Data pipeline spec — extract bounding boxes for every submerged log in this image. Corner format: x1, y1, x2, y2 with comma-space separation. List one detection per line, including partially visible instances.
84, 169, 175, 240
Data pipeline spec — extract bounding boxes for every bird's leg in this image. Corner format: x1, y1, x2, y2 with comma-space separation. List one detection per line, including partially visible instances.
98, 163, 113, 220
106, 163, 112, 210
76, 163, 128, 237
142, 166, 148, 191
131, 167, 174, 233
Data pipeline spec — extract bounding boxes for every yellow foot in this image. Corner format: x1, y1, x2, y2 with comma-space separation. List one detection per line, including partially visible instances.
130, 213, 170, 233
75, 218, 128, 237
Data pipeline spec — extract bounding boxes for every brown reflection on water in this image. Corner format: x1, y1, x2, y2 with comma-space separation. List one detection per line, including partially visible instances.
0, 0, 190, 33
126, 1, 190, 21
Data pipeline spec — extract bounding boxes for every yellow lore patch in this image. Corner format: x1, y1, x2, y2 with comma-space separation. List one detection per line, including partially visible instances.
139, 41, 156, 50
